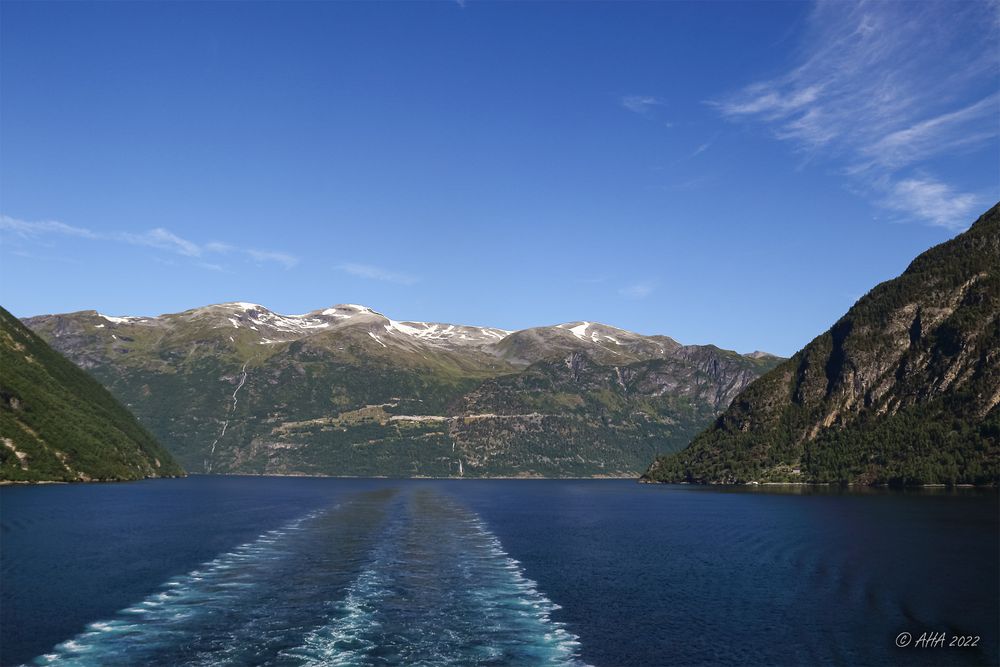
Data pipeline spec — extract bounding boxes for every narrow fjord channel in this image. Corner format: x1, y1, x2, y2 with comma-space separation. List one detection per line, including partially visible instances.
2, 478, 997, 666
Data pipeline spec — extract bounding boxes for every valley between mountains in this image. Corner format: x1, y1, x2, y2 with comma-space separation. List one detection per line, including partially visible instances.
23, 306, 781, 478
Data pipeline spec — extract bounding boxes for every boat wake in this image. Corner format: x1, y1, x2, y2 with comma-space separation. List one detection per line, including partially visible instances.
285, 490, 585, 666
31, 508, 327, 666
30, 488, 585, 666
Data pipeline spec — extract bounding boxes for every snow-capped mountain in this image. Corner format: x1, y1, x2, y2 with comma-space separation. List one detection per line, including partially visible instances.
71, 301, 756, 367
23, 302, 782, 478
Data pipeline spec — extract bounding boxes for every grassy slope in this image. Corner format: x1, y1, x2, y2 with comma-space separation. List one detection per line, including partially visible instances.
0, 306, 184, 482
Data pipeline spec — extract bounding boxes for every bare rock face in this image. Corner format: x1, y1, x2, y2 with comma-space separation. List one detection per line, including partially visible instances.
645, 203, 1000, 486
22, 304, 780, 478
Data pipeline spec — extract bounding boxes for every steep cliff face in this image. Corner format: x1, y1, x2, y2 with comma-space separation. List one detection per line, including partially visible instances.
644, 204, 1000, 486
23, 305, 780, 478
0, 306, 183, 483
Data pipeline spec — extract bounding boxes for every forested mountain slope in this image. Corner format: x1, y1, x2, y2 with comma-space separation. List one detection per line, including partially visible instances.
644, 204, 1000, 486
1, 306, 183, 482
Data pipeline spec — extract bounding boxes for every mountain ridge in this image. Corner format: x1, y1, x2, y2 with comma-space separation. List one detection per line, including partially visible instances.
41, 303, 773, 363
24, 304, 782, 478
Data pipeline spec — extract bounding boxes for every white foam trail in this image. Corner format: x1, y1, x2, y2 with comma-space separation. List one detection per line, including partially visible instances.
31, 509, 325, 666
285, 494, 586, 666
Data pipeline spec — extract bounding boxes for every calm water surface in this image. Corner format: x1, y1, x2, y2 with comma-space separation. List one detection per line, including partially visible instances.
1, 477, 996, 666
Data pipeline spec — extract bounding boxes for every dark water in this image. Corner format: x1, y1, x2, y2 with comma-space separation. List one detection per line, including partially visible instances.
1, 478, 997, 666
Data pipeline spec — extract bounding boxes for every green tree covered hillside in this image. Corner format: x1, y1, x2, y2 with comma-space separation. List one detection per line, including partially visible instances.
1, 306, 184, 482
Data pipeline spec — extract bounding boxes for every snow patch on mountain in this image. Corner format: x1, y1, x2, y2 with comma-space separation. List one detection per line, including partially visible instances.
567, 322, 591, 340
380, 319, 512, 347
556, 321, 628, 345
318, 304, 380, 319
98, 314, 143, 324
225, 302, 265, 312
385, 320, 424, 337
256, 312, 329, 333
320, 309, 352, 319
480, 328, 509, 340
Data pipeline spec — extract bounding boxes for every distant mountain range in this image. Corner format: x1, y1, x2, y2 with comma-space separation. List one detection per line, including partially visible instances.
24, 304, 781, 478
0, 306, 183, 483
644, 203, 1000, 486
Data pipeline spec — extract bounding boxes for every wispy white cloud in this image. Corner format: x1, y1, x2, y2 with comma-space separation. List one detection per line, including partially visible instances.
856, 93, 1000, 173
881, 178, 982, 231
8, 249, 83, 265
713, 0, 999, 230
689, 140, 713, 159
244, 249, 298, 269
196, 261, 228, 273
0, 215, 299, 269
621, 95, 664, 116
200, 240, 298, 269
619, 281, 654, 300
337, 262, 418, 285
120, 228, 203, 257
0, 217, 98, 239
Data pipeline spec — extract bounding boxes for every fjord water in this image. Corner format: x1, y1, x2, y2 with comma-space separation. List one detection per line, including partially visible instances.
1, 479, 996, 666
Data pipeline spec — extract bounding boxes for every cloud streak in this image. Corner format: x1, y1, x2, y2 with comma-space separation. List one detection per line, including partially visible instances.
619, 281, 654, 300
336, 262, 418, 285
881, 178, 982, 230
621, 95, 664, 116
0, 215, 299, 269
713, 0, 999, 230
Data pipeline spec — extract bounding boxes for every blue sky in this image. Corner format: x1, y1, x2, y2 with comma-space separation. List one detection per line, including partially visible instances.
1, 0, 997, 356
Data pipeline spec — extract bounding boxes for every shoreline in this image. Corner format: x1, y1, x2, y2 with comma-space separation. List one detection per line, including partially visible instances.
0, 474, 187, 487
186, 472, 640, 481
0, 472, 638, 485
638, 478, 996, 489
3, 472, 996, 488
